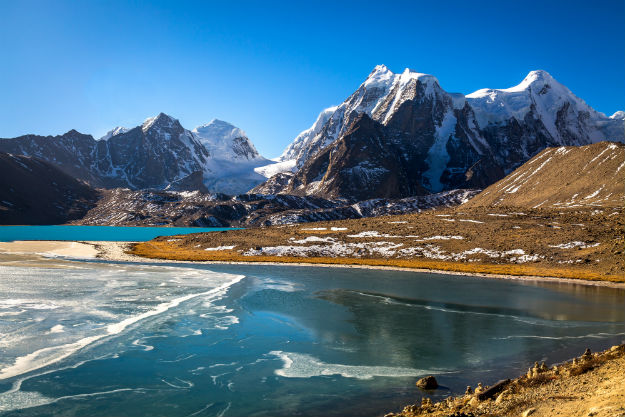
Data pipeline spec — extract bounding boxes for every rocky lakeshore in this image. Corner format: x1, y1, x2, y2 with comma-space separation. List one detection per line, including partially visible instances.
386, 345, 625, 417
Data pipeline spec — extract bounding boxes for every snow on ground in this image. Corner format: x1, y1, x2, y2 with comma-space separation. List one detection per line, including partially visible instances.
423, 109, 455, 192
242, 241, 404, 258
330, 227, 348, 231
254, 159, 297, 178
240, 236, 541, 263
290, 236, 336, 244
549, 242, 600, 249
205, 245, 236, 251
414, 235, 464, 241
459, 219, 484, 224
301, 227, 327, 231
347, 231, 395, 238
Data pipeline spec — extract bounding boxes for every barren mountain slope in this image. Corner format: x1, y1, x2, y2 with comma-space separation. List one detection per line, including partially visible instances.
464, 141, 624, 209
0, 153, 98, 225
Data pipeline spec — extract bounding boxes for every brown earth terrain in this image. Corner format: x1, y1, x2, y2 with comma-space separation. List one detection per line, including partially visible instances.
386, 344, 625, 417
131, 206, 625, 282
464, 142, 624, 209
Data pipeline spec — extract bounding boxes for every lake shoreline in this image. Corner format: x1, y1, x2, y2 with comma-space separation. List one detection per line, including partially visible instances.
0, 240, 622, 289
5, 240, 620, 289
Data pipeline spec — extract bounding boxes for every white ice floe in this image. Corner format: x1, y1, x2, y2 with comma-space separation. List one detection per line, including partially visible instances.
47, 325, 65, 334
268, 351, 443, 380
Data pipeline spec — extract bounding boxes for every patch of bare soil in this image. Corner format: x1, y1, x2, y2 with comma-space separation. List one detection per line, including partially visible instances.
131, 206, 624, 282
386, 345, 625, 417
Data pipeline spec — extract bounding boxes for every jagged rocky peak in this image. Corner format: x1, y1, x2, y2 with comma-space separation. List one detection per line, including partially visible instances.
192, 119, 261, 160
267, 65, 449, 173
364, 65, 440, 91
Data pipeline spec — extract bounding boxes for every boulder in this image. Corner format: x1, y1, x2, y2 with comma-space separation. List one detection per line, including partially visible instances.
416, 375, 439, 390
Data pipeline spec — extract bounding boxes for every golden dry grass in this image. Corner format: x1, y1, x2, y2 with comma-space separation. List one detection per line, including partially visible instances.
130, 239, 625, 283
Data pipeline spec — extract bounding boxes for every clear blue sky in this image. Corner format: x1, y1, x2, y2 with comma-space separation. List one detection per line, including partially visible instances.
1, 0, 623, 157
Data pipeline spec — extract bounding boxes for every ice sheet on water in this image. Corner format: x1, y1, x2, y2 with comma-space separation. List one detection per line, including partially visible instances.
0, 263, 245, 381
268, 351, 449, 380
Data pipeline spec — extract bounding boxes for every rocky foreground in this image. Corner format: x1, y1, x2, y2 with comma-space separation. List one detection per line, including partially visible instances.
386, 345, 625, 417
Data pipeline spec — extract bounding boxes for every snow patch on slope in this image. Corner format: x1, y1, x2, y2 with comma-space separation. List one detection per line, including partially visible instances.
423, 110, 455, 192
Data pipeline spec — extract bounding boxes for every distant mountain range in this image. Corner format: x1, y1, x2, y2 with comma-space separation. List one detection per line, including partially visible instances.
256, 66, 624, 201
0, 115, 271, 195
0, 65, 622, 208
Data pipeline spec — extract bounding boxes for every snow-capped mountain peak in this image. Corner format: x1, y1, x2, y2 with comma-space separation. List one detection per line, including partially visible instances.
611, 111, 625, 120
465, 70, 606, 140
254, 65, 623, 201
99, 126, 129, 141
506, 69, 556, 92
363, 66, 439, 92
192, 119, 262, 161
264, 65, 450, 174
142, 112, 179, 133
363, 64, 394, 88
399, 68, 439, 86
192, 119, 247, 144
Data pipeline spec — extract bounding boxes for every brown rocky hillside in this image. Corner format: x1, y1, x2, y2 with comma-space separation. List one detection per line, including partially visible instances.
464, 141, 624, 209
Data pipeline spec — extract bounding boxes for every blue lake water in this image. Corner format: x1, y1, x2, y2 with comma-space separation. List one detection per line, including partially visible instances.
0, 250, 624, 415
0, 225, 237, 242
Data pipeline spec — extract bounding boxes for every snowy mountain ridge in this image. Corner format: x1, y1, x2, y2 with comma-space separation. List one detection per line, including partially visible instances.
270, 67, 623, 174
0, 113, 271, 194
255, 65, 623, 201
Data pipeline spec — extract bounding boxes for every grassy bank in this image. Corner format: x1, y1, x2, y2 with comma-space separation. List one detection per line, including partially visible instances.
130, 207, 624, 283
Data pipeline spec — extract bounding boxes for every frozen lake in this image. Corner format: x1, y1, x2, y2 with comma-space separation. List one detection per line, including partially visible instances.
0, 257, 624, 416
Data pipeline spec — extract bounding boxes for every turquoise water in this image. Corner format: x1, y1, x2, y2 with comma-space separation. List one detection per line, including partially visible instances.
0, 258, 624, 416
0, 225, 238, 242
